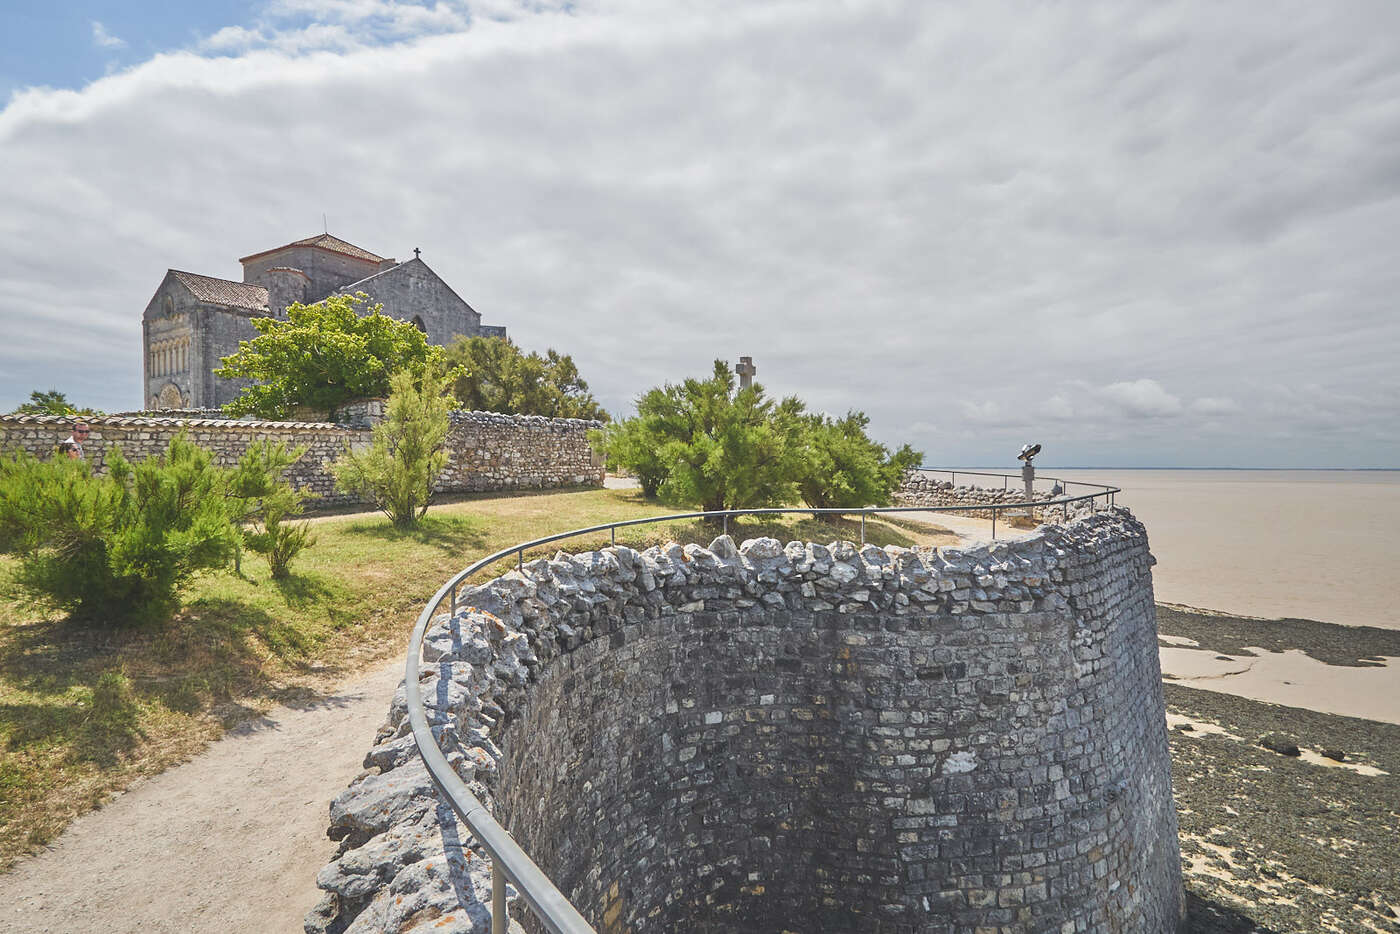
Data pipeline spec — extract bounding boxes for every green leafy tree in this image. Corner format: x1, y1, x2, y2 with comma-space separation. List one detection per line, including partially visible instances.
332, 369, 454, 529
595, 361, 804, 517
794, 411, 923, 508
590, 417, 670, 498
216, 292, 446, 419
444, 336, 607, 421
225, 440, 316, 579
14, 390, 102, 416
0, 435, 239, 620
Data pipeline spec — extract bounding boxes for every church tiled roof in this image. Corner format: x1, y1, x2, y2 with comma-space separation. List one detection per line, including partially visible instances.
238, 233, 385, 265
170, 270, 268, 310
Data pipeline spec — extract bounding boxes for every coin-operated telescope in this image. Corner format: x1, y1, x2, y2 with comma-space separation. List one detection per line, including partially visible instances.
1017, 443, 1041, 500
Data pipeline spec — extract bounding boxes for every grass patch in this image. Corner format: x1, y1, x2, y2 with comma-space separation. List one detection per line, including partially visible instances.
0, 486, 954, 870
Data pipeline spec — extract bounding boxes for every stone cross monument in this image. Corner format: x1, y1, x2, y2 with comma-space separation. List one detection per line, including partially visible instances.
736, 356, 757, 390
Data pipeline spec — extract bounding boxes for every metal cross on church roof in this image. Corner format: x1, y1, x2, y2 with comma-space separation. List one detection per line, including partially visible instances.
414, 247, 421, 259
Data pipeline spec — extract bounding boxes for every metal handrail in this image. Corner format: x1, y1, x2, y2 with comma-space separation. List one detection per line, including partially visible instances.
404, 467, 1121, 934
916, 467, 1118, 502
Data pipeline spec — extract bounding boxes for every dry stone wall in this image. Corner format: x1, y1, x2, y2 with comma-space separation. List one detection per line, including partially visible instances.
308, 509, 1183, 934
895, 471, 1093, 523
0, 411, 602, 507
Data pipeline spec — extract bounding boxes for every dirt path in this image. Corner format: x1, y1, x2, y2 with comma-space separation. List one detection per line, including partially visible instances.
0, 659, 403, 934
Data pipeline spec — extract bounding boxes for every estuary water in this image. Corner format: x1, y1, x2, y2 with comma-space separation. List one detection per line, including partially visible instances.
978, 468, 1400, 630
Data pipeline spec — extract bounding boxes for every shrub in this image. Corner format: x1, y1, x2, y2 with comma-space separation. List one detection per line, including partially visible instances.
594, 361, 805, 516
794, 412, 923, 509
226, 440, 316, 579
444, 336, 608, 421
332, 369, 454, 529
594, 363, 924, 516
215, 292, 446, 419
590, 418, 669, 498
0, 436, 239, 621
13, 390, 103, 417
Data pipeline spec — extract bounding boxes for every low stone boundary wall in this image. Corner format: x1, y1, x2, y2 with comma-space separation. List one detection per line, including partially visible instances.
308, 509, 1183, 933
895, 470, 1093, 522
0, 411, 603, 507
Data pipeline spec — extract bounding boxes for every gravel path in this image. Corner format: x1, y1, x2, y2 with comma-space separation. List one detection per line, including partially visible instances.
0, 659, 402, 934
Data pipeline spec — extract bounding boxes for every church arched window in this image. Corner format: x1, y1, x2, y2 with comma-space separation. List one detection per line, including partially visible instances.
411, 315, 427, 334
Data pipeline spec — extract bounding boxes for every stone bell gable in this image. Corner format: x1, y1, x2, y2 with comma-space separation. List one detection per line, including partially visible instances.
141, 269, 268, 410
140, 233, 506, 410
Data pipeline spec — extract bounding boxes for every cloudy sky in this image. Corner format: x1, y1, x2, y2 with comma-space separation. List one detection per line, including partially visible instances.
2, 0, 1397, 468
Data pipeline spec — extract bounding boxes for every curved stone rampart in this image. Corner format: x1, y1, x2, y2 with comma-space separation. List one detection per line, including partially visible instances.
308, 509, 1182, 934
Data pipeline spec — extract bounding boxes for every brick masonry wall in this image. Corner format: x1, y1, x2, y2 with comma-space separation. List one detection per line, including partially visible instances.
307, 510, 1183, 934
0, 411, 603, 508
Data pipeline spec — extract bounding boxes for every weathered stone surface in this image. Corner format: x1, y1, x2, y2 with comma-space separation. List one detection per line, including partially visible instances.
1259, 732, 1303, 757
309, 509, 1182, 934
327, 758, 439, 845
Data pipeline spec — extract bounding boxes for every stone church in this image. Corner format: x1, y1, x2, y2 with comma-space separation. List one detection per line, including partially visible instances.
141, 233, 505, 410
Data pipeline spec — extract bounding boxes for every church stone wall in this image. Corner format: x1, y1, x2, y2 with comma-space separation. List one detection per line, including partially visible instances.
307, 510, 1183, 933
0, 412, 603, 508
242, 246, 381, 303
142, 284, 199, 410
141, 279, 261, 410
196, 308, 261, 408
349, 260, 485, 345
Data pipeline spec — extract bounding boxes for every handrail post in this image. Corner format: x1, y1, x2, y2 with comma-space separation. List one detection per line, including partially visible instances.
860, 513, 866, 545
449, 584, 458, 617
492, 859, 506, 934
518, 548, 524, 572
722, 513, 728, 538
992, 507, 997, 540
611, 525, 616, 546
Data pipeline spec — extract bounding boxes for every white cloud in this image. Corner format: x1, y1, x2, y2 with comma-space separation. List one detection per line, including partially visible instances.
2, 0, 1399, 467
91, 21, 126, 50
1038, 394, 1076, 421
1100, 380, 1183, 419
960, 401, 1005, 425
197, 0, 478, 54
1190, 396, 1240, 416
199, 26, 269, 53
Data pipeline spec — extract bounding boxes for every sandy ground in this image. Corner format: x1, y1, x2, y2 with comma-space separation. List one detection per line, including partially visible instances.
1160, 645, 1400, 726
0, 659, 402, 934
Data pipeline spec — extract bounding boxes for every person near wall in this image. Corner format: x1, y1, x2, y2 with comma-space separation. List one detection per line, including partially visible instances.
57, 422, 90, 459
